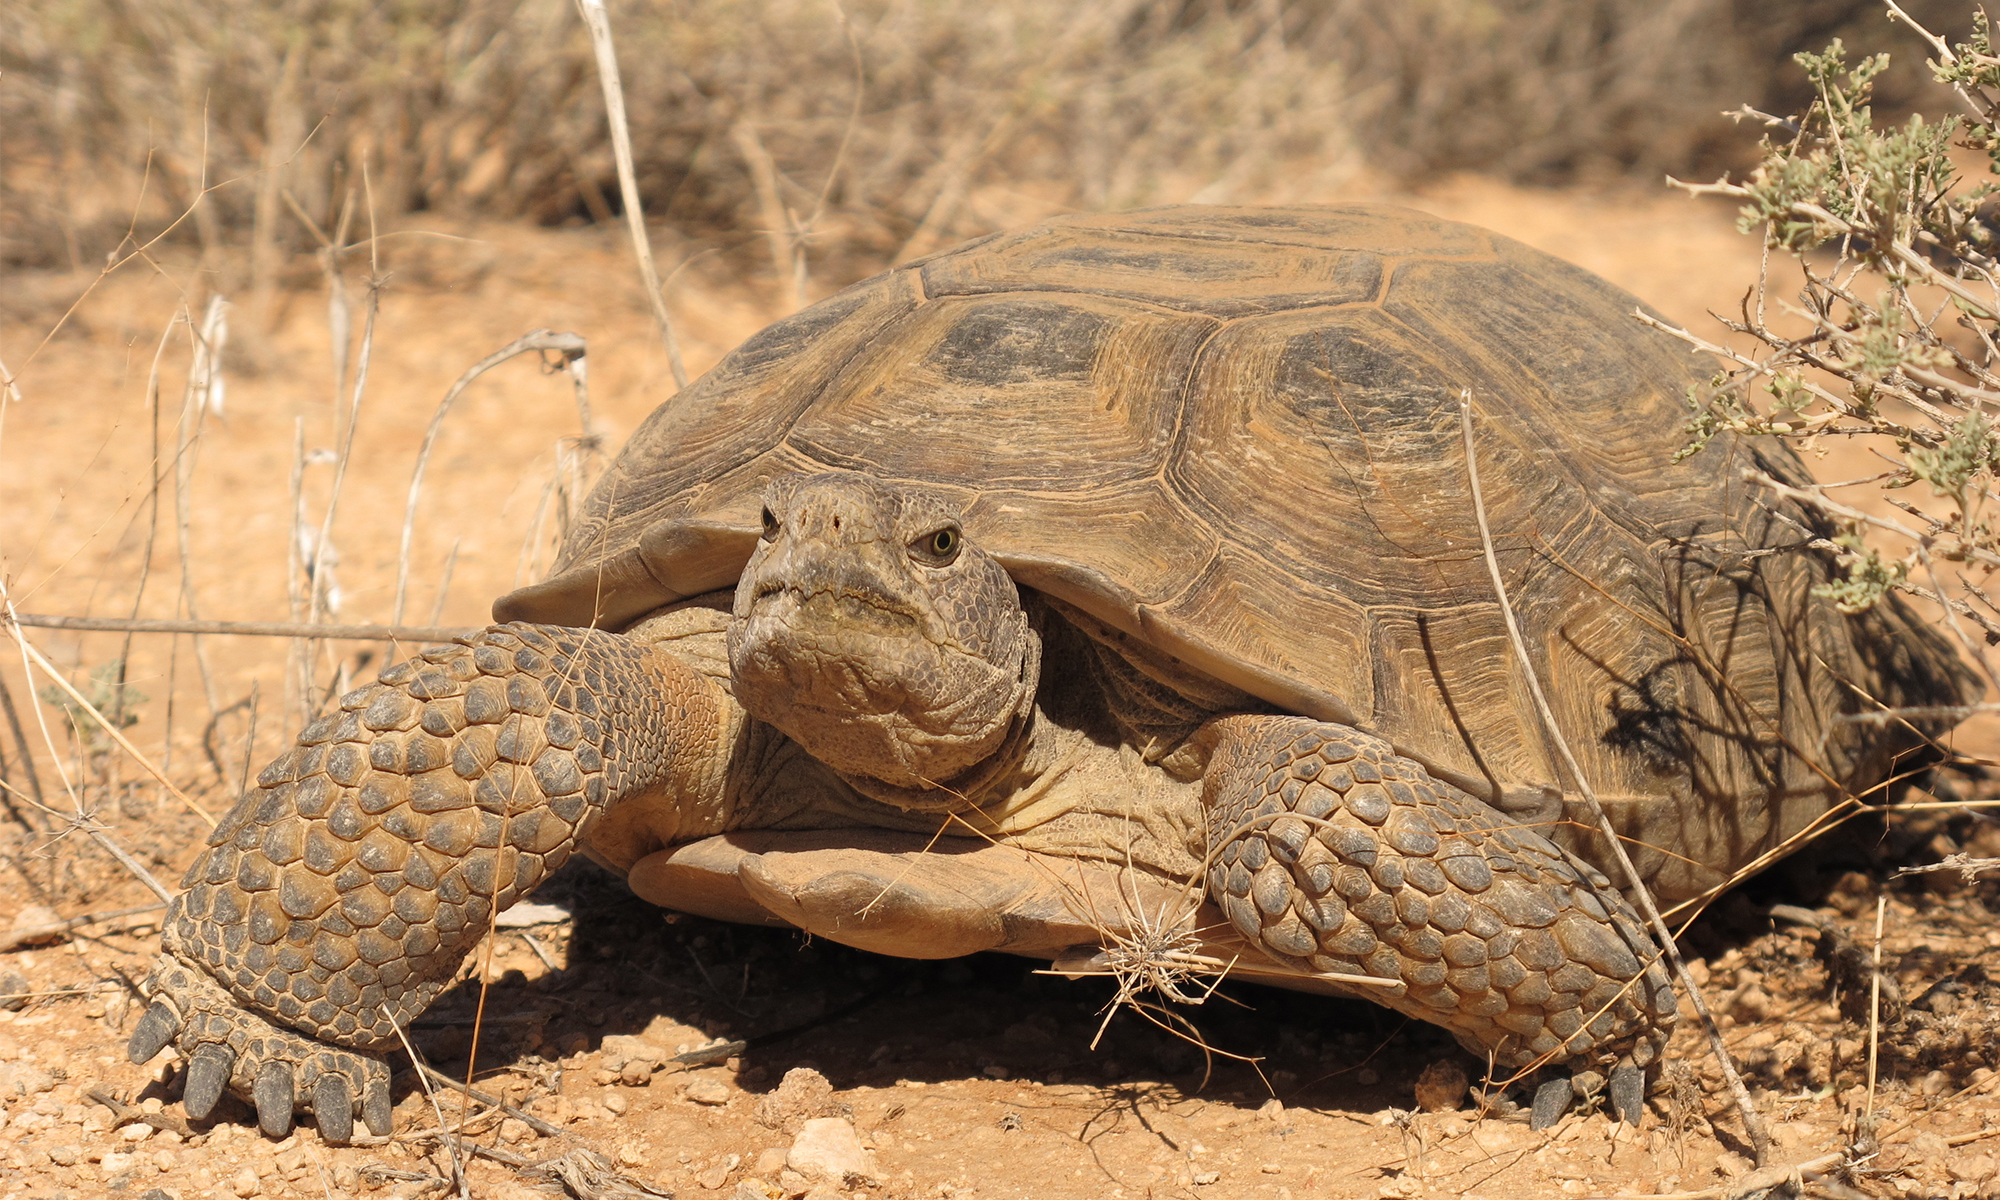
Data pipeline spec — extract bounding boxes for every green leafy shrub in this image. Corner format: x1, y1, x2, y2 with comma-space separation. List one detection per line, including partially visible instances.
1658, 6, 2000, 658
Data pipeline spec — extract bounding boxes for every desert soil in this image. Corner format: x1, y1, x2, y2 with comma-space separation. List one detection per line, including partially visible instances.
1, 177, 1998, 1200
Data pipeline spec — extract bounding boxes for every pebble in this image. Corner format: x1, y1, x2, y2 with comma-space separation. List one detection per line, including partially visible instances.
754, 1067, 837, 1133
1949, 1153, 1997, 1184
754, 1146, 790, 1174
498, 1117, 534, 1143
120, 1121, 153, 1142
231, 1165, 263, 1197
788, 1117, 879, 1184
0, 968, 27, 1012
699, 1152, 740, 1189
7, 906, 61, 947
0, 1063, 55, 1099
685, 1078, 732, 1106
603, 1091, 630, 1115
1415, 1059, 1468, 1112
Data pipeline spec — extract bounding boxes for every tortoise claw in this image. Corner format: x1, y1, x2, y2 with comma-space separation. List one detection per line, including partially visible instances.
183, 1044, 234, 1121
137, 953, 392, 1137
362, 1075, 393, 1137
1529, 1073, 1573, 1130
126, 1001, 180, 1065
255, 1061, 295, 1137
1609, 1065, 1644, 1125
313, 1075, 355, 1144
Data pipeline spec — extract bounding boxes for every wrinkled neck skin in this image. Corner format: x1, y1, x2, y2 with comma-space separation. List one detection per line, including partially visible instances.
726, 472, 1044, 813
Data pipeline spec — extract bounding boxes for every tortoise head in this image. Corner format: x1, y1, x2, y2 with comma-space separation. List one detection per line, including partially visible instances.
727, 472, 1041, 793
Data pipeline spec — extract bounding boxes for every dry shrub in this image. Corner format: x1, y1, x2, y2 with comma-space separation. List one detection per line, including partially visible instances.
0, 0, 1973, 279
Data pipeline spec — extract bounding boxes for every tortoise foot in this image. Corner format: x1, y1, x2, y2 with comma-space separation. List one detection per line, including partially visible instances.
1201, 715, 1677, 1074
130, 955, 390, 1142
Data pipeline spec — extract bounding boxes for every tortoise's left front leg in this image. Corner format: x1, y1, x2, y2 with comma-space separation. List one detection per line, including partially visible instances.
1198, 715, 1677, 1120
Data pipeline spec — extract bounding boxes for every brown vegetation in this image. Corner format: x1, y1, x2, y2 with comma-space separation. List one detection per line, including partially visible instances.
0, 0, 1972, 283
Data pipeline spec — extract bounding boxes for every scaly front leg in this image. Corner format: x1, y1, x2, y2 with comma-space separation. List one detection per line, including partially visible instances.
127, 623, 731, 1140
1200, 715, 1677, 1123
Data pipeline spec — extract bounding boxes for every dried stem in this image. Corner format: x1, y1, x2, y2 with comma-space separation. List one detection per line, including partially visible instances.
573, 0, 688, 389
392, 330, 587, 625
11, 614, 477, 642
1457, 394, 1771, 1165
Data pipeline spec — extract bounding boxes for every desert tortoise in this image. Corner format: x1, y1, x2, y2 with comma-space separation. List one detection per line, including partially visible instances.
130, 204, 1972, 1141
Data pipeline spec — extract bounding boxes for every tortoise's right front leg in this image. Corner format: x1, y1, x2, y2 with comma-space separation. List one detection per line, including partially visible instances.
128, 623, 731, 1140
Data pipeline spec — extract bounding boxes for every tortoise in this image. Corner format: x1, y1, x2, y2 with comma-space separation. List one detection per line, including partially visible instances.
128, 203, 1973, 1142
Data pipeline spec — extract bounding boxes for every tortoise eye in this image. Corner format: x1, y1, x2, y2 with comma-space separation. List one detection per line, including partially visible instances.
760, 508, 780, 541
912, 526, 961, 565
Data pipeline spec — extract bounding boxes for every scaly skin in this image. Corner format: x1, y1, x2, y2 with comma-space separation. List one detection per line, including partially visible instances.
1202, 715, 1677, 1078
131, 623, 727, 1139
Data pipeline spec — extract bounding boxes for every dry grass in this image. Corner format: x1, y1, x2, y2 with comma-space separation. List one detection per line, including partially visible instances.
0, 0, 1972, 288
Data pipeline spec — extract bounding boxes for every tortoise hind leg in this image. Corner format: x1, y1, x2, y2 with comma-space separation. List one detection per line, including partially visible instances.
1198, 714, 1677, 1105
130, 623, 732, 1139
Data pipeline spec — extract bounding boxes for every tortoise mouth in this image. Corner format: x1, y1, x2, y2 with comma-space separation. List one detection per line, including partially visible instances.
748, 579, 925, 635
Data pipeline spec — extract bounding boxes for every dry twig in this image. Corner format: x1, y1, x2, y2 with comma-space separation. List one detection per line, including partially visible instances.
573, 0, 688, 389
1458, 393, 1771, 1164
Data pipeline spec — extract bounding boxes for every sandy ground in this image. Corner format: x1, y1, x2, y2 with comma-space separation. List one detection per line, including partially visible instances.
1, 178, 1998, 1200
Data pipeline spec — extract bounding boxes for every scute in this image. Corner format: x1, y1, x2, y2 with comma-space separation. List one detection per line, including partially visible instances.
500, 203, 1974, 903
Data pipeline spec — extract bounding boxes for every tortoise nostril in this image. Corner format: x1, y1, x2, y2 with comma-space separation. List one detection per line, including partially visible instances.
832, 515, 842, 530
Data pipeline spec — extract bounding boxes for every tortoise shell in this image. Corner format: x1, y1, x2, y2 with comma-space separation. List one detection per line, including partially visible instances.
496, 203, 1971, 900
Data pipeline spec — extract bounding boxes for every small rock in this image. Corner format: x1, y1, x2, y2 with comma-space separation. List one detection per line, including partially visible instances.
753, 1146, 790, 1175
1715, 1151, 1752, 1179
0, 1063, 56, 1098
498, 1117, 534, 1143
601, 1034, 664, 1085
1729, 986, 1771, 1023
231, 1166, 263, 1197
603, 1091, 630, 1115
1949, 1153, 1997, 1184
1414, 1059, 1468, 1113
46, 1144, 80, 1166
99, 1149, 136, 1173
685, 1077, 732, 1106
699, 1152, 740, 1190
754, 1067, 838, 1133
788, 1117, 878, 1185
120, 1121, 153, 1142
7, 905, 61, 948
730, 1183, 778, 1200
0, 967, 27, 1011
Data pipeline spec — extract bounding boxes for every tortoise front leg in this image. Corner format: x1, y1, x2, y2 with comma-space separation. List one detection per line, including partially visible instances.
1199, 715, 1677, 1121
128, 623, 732, 1140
